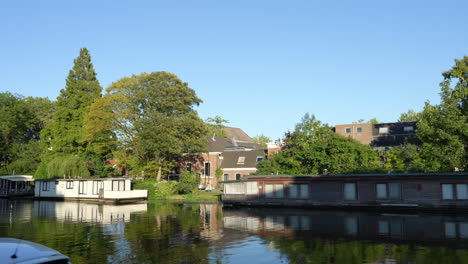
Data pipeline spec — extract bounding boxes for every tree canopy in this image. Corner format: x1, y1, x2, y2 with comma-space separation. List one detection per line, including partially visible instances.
256, 113, 382, 175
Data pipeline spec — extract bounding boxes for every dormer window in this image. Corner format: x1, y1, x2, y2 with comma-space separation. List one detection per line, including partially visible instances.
256, 156, 264, 162
237, 156, 245, 164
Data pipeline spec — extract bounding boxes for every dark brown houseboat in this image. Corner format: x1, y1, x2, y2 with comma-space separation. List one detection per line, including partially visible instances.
221, 173, 468, 211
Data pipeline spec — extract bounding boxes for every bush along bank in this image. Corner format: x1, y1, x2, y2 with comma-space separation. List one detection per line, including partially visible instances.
132, 171, 222, 202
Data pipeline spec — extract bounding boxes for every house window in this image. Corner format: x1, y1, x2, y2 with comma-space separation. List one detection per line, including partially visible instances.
223, 174, 229, 181
289, 184, 309, 199
376, 183, 401, 199
235, 173, 241, 180
344, 183, 357, 200
345, 127, 351, 133
112, 180, 125, 191
204, 162, 211, 176
265, 184, 285, 198
356, 127, 362, 133
66, 181, 74, 189
379, 127, 389, 134
442, 184, 455, 200
186, 162, 192, 173
237, 156, 245, 164
78, 181, 87, 194
403, 126, 414, 132
42, 181, 49, 191
256, 156, 264, 162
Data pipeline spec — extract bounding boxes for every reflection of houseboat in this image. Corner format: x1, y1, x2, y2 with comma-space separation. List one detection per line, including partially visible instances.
0, 175, 34, 198
35, 178, 147, 203
223, 207, 468, 247
222, 173, 468, 211
34, 200, 147, 224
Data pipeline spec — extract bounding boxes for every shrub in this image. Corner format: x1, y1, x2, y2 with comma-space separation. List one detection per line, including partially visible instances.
177, 171, 199, 194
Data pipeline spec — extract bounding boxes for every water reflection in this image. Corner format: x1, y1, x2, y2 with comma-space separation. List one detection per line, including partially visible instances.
2, 199, 468, 264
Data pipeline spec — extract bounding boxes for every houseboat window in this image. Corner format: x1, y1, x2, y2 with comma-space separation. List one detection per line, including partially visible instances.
42, 181, 49, 191
289, 184, 309, 199
246, 182, 258, 195
442, 184, 455, 200
93, 180, 104, 195
78, 181, 86, 194
275, 184, 284, 198
345, 127, 351, 133
66, 181, 73, 189
186, 162, 192, 173
265, 184, 274, 198
376, 183, 401, 199
224, 183, 244, 194
344, 183, 357, 200
456, 184, 468, 199
112, 180, 125, 191
223, 174, 229, 181
389, 183, 401, 199
376, 184, 387, 199
236, 174, 241, 180
204, 162, 211, 176
356, 127, 362, 133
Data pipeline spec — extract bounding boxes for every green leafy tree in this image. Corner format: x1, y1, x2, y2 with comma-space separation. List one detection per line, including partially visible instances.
106, 72, 208, 179
256, 113, 382, 175
253, 134, 271, 148
177, 171, 200, 194
0, 92, 42, 174
398, 109, 421, 122
415, 56, 468, 172
206, 115, 229, 137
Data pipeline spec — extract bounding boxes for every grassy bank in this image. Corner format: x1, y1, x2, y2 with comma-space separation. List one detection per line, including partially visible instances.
132, 179, 222, 202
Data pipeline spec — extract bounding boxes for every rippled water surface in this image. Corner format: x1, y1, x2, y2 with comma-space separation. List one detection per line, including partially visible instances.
1, 199, 468, 264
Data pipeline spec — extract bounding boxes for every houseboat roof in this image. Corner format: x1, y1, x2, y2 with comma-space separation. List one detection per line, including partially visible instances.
241, 172, 468, 180
35, 177, 131, 181
0, 175, 34, 182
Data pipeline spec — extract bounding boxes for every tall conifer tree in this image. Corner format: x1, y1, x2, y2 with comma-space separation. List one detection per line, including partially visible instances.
49, 48, 102, 154
37, 48, 102, 178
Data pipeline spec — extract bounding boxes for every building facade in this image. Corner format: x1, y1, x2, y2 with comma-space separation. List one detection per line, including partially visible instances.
334, 121, 417, 149
178, 127, 265, 187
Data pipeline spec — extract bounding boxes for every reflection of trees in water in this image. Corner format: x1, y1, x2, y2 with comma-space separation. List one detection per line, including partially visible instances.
123, 202, 214, 264
0, 216, 113, 264
265, 237, 468, 264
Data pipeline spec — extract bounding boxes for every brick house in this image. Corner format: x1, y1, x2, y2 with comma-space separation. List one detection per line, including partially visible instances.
177, 127, 265, 187
334, 121, 417, 149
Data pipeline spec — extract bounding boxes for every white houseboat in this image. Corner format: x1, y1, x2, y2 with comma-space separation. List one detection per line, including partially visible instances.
0, 175, 34, 198
34, 178, 147, 203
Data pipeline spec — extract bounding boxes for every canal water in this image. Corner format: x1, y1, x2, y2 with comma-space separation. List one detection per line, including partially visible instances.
1, 200, 468, 264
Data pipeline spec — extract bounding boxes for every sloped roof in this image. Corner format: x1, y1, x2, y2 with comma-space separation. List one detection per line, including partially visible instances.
222, 127, 255, 143
221, 149, 265, 168
207, 136, 262, 152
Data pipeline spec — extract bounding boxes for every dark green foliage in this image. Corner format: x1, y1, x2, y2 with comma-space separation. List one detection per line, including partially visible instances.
46, 47, 102, 155
38, 48, 106, 178
177, 171, 200, 194
256, 113, 382, 175
107, 71, 208, 179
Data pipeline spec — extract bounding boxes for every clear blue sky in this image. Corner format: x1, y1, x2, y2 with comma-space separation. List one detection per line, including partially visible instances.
1, 1, 467, 140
